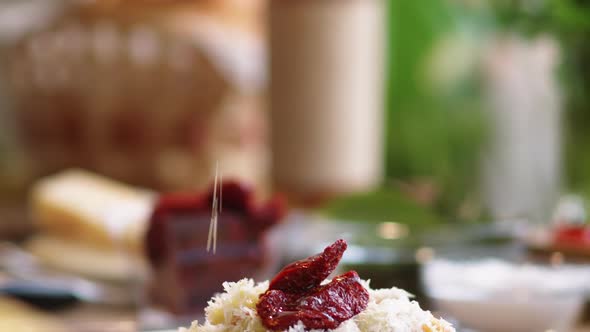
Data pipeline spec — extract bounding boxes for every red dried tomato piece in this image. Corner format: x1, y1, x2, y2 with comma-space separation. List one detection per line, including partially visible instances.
268, 239, 347, 293
258, 240, 369, 331
258, 270, 369, 331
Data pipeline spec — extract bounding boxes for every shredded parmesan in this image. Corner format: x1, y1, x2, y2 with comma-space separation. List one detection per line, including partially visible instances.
181, 279, 455, 332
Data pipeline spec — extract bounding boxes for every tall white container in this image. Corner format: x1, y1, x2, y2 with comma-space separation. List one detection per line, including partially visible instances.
270, 0, 386, 200
481, 35, 562, 223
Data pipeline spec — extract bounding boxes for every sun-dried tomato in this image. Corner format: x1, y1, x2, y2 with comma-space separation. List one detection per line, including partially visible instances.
268, 239, 347, 293
257, 239, 369, 331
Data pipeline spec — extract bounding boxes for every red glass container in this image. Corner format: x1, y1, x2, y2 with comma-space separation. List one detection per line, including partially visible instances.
145, 181, 285, 315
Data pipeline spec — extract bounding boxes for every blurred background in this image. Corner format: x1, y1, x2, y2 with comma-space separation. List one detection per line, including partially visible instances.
0, 0, 589, 331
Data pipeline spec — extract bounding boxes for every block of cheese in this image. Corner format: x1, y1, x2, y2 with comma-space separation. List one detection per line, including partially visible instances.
30, 169, 155, 253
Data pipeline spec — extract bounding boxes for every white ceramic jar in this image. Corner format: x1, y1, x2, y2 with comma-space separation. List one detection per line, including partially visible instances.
270, 0, 386, 200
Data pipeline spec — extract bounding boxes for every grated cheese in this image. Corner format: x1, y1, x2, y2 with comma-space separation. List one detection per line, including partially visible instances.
181, 279, 454, 332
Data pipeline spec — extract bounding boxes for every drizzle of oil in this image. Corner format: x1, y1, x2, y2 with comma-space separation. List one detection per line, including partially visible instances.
207, 162, 221, 254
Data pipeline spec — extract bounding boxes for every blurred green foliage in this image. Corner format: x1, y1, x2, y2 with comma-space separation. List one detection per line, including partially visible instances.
325, 1, 492, 226
384, 0, 490, 221
322, 189, 443, 227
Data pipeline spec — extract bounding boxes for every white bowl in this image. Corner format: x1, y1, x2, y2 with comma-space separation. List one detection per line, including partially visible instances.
422, 255, 590, 332
430, 292, 584, 332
